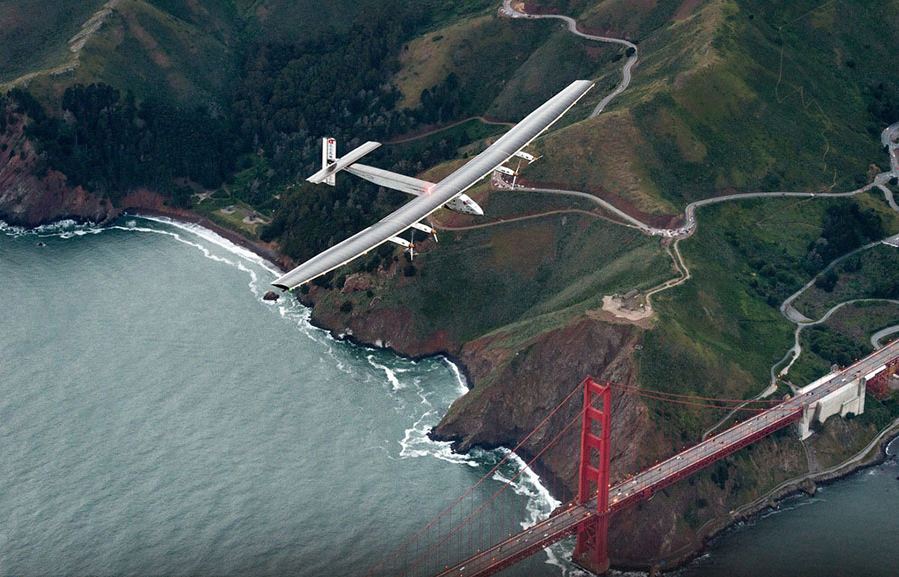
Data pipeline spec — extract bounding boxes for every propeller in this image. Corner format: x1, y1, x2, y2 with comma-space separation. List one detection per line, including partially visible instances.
428, 219, 438, 244
512, 158, 522, 188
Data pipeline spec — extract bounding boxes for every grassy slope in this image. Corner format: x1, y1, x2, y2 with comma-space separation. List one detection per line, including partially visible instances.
240, 0, 496, 41
0, 0, 108, 83
317, 205, 672, 345
524, 0, 725, 214
529, 0, 899, 210
394, 12, 620, 119
22, 0, 238, 107
633, 0, 899, 204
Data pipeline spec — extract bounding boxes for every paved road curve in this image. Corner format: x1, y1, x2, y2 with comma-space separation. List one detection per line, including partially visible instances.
872, 325, 899, 350
500, 0, 637, 119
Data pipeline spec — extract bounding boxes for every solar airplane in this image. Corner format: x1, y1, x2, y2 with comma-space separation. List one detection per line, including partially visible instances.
272, 80, 594, 291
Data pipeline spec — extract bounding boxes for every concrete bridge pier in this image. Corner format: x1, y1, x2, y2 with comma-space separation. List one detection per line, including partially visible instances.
797, 376, 866, 440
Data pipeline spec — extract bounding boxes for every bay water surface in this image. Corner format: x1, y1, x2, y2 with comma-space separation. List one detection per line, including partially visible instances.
0, 217, 562, 576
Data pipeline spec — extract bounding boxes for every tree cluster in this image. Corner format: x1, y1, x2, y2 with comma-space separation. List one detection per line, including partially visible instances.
417, 73, 467, 125
865, 82, 899, 132
865, 249, 899, 300
230, 4, 431, 185
13, 84, 236, 204
807, 325, 870, 367
804, 204, 883, 272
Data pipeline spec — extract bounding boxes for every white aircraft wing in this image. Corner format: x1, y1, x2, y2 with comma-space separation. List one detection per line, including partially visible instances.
272, 79, 594, 290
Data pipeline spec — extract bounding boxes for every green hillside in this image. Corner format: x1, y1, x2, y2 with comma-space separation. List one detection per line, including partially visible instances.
5, 0, 239, 107
0, 0, 108, 84
530, 0, 899, 210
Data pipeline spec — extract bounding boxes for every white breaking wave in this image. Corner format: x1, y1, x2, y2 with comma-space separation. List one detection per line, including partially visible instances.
36, 218, 81, 233
399, 410, 479, 466
0, 220, 27, 236
137, 215, 282, 277
1, 218, 84, 237
367, 354, 405, 391
887, 436, 899, 457
488, 449, 586, 576
443, 357, 469, 395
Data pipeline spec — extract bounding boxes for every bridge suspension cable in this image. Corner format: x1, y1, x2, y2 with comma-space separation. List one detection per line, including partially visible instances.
366, 377, 588, 577
605, 380, 780, 404
398, 397, 591, 577
369, 376, 796, 576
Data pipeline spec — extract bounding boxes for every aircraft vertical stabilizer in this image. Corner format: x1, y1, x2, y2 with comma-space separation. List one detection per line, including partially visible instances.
323, 137, 337, 186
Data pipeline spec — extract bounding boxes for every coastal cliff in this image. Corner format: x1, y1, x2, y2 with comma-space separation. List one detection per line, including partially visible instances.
292, 260, 895, 569
0, 108, 111, 227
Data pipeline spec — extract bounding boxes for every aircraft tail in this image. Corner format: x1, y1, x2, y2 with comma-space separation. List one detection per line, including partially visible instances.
321, 137, 337, 186
307, 138, 381, 186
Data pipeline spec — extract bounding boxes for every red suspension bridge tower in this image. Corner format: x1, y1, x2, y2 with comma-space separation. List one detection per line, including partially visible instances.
574, 377, 612, 574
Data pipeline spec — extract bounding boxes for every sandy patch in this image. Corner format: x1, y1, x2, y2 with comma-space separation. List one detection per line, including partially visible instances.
588, 294, 654, 327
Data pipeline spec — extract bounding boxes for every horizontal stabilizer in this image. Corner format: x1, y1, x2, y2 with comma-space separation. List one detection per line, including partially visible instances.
307, 141, 381, 184
345, 163, 434, 196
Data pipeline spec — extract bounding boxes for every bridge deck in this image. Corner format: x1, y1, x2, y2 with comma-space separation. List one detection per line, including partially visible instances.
433, 340, 899, 577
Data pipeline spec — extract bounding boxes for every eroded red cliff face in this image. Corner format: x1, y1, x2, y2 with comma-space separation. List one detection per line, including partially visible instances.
0, 111, 112, 226
433, 319, 658, 492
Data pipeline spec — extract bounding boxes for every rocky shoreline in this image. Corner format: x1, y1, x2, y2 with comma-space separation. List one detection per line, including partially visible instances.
6, 202, 898, 574
641, 427, 899, 573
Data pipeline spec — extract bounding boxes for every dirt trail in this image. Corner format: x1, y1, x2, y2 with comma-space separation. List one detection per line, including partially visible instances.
1, 0, 121, 90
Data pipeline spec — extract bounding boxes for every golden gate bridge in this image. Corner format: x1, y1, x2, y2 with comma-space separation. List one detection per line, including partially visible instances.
365, 340, 899, 577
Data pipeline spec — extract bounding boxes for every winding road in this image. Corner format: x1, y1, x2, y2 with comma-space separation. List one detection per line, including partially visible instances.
500, 0, 638, 119
500, 0, 899, 382
872, 325, 899, 350
496, 2, 899, 244
385, 116, 514, 145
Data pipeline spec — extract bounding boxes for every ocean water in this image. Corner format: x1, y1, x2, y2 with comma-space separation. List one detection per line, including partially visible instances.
676, 457, 899, 577
0, 217, 566, 577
